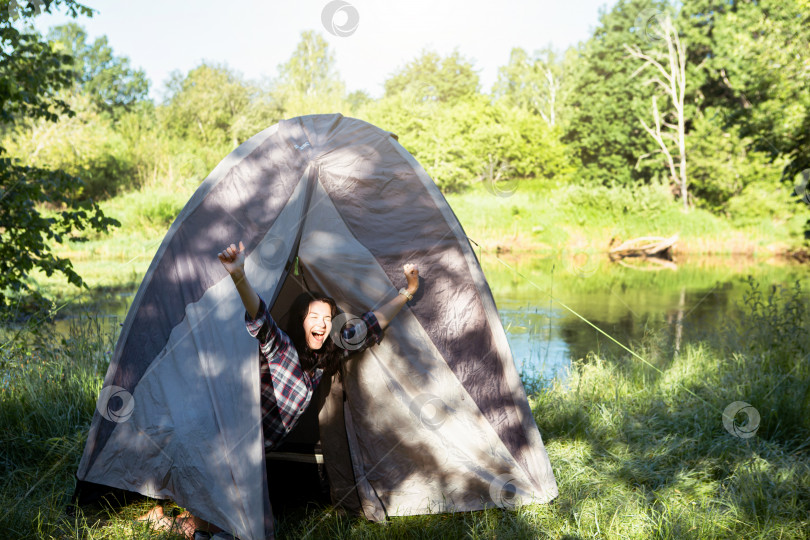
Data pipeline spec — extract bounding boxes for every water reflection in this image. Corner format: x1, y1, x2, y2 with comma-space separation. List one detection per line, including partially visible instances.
490, 254, 808, 386
497, 299, 569, 384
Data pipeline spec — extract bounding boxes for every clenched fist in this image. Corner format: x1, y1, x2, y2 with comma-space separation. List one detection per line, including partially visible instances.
403, 263, 419, 295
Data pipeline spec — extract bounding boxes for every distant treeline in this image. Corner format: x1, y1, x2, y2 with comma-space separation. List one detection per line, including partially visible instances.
4, 0, 809, 210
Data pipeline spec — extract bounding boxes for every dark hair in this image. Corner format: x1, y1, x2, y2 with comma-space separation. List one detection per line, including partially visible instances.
285, 291, 344, 377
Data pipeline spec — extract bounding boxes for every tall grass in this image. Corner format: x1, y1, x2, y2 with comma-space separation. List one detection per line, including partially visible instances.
2, 282, 808, 537
0, 315, 116, 538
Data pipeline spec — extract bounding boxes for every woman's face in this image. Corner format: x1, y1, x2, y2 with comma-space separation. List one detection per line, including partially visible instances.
303, 300, 333, 350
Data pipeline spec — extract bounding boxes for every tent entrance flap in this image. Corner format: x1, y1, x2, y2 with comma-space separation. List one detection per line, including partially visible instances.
267, 164, 318, 309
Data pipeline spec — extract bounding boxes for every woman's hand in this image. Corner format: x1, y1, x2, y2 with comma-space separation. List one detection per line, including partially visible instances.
217, 241, 246, 276
403, 263, 419, 295
218, 241, 260, 318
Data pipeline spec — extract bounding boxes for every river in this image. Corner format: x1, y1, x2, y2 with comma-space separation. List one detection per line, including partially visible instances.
483, 253, 808, 386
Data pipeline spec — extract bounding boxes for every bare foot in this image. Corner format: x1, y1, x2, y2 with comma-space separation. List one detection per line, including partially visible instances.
135, 505, 174, 531
172, 511, 198, 539
136, 504, 220, 539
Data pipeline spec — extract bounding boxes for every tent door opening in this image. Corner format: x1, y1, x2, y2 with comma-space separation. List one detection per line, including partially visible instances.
264, 263, 366, 515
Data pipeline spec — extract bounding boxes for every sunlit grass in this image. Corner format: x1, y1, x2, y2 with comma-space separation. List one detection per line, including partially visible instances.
2, 280, 808, 539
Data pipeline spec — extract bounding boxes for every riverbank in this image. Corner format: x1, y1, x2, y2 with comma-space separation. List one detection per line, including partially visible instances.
445, 180, 808, 258
1, 277, 808, 538
24, 178, 809, 303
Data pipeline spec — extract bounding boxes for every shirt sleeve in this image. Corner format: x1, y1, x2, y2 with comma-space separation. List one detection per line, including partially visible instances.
245, 296, 291, 359
246, 296, 312, 433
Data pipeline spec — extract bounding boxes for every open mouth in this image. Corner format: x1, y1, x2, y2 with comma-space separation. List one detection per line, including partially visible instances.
311, 330, 325, 343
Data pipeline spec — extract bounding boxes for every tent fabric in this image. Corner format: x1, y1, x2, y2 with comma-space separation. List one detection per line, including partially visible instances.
76, 114, 558, 540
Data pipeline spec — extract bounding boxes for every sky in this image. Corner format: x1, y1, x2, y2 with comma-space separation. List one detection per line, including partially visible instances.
31, 0, 618, 101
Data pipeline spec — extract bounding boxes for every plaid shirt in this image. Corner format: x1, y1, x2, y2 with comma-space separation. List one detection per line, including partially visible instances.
245, 296, 382, 450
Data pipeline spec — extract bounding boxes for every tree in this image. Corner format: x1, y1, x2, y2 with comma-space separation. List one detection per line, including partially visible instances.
47, 22, 149, 113
272, 31, 347, 117
679, 0, 810, 180
625, 14, 690, 208
360, 92, 571, 192
687, 109, 775, 213
162, 63, 255, 148
4, 91, 138, 199
493, 46, 564, 128
346, 89, 371, 114
384, 50, 479, 104
562, 0, 670, 186
0, 0, 119, 316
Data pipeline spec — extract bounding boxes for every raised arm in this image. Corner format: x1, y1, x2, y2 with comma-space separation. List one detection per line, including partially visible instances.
217, 241, 261, 319
373, 263, 420, 330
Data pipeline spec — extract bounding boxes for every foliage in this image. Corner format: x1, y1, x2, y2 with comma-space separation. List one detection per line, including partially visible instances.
492, 46, 566, 128
4, 92, 138, 199
161, 63, 256, 148
726, 182, 809, 233
271, 30, 347, 118
3, 0, 808, 322
361, 91, 571, 192
725, 277, 809, 361
2, 282, 809, 538
47, 22, 149, 114
0, 0, 119, 317
679, 0, 810, 180
687, 109, 780, 212
562, 0, 668, 186
384, 49, 479, 104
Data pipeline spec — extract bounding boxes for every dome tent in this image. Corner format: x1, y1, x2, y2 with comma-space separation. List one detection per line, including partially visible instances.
75, 114, 558, 539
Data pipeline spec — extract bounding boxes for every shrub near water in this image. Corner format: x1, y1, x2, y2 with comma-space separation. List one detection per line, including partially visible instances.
1, 280, 809, 539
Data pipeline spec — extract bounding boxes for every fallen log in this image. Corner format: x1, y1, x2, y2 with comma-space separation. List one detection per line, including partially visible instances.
609, 234, 678, 261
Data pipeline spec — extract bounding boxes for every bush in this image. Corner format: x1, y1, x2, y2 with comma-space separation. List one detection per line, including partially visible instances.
2, 93, 138, 200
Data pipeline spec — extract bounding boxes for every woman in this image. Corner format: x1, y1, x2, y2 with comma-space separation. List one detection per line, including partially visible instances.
140, 241, 419, 539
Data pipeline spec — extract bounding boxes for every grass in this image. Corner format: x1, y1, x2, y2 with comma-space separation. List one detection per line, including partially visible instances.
1, 279, 808, 539
27, 186, 191, 304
